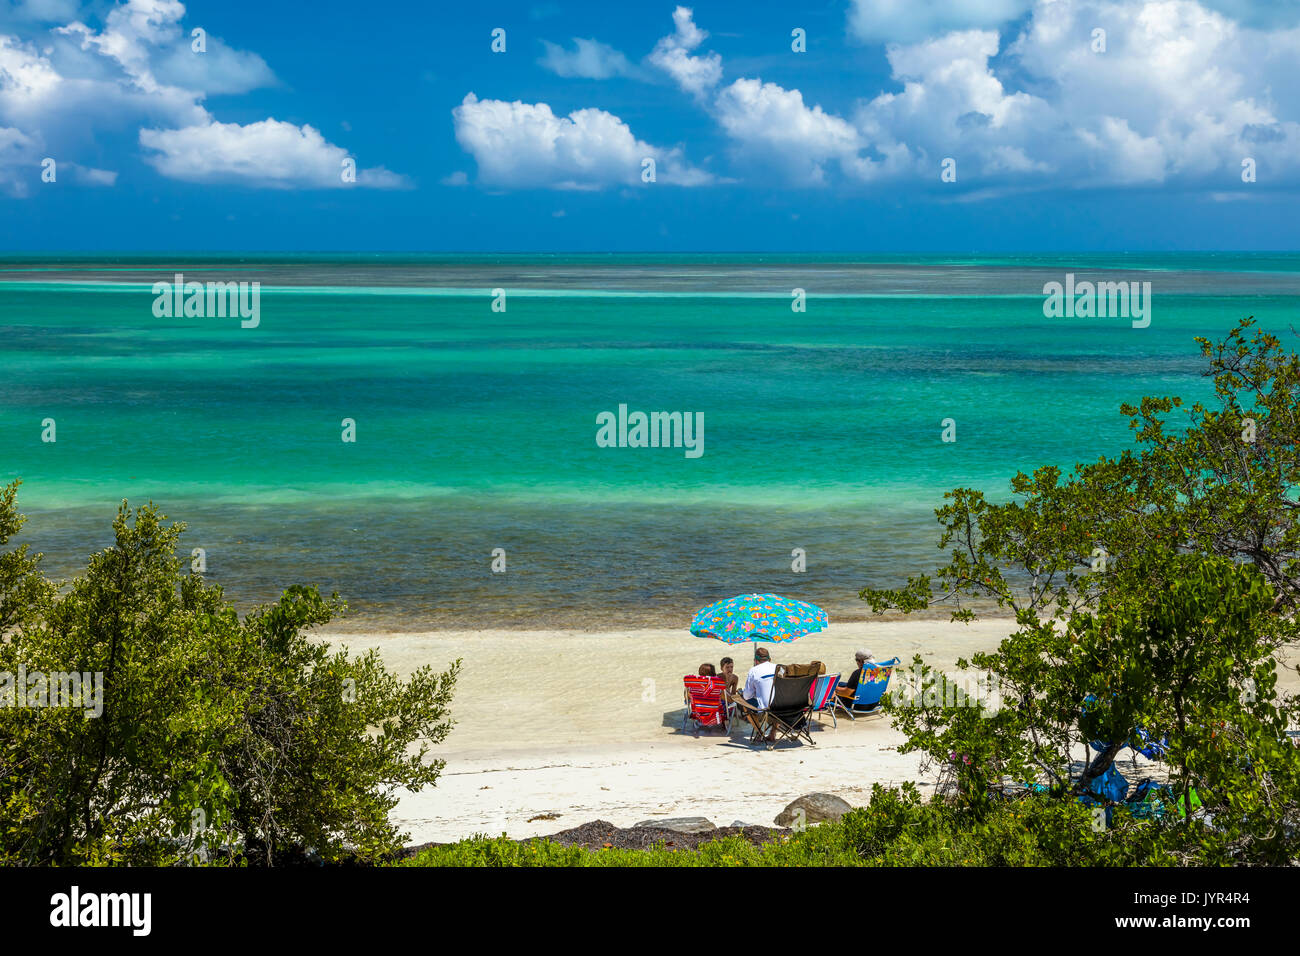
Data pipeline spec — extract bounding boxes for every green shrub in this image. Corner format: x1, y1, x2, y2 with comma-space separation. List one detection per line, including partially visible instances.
863, 319, 1300, 862
0, 485, 458, 865
403, 783, 1229, 867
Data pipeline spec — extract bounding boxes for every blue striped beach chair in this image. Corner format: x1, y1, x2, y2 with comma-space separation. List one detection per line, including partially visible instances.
833, 657, 900, 720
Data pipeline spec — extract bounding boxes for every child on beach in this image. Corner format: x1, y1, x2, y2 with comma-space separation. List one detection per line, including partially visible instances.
719, 657, 738, 697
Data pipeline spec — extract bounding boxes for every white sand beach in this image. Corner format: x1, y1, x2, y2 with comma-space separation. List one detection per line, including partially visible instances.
319, 617, 1300, 844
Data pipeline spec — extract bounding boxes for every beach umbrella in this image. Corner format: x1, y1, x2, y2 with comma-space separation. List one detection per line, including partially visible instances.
690, 593, 828, 652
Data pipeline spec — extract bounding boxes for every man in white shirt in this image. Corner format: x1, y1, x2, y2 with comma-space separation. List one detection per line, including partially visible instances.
742, 645, 778, 711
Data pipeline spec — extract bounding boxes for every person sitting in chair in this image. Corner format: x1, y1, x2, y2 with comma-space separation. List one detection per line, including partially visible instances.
835, 649, 875, 701
738, 646, 779, 743
719, 657, 738, 697
684, 662, 721, 705
741, 646, 777, 710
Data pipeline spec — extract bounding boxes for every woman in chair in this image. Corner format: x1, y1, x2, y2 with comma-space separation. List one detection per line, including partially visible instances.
685, 662, 721, 706
834, 649, 875, 701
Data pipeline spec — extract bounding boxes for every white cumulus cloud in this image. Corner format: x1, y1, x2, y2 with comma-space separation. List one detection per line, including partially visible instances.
139, 118, 409, 189
1003, 0, 1300, 187
452, 92, 712, 189
0, 33, 63, 115
622, 0, 1290, 193
853, 29, 1056, 184
0, 0, 403, 192
715, 78, 873, 185
648, 5, 721, 97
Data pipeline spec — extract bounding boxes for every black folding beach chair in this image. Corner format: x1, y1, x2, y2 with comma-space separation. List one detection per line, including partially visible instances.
762, 673, 818, 748
729, 693, 770, 744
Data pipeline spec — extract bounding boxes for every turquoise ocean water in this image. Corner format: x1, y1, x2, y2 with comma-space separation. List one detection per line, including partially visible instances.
2, 254, 1297, 629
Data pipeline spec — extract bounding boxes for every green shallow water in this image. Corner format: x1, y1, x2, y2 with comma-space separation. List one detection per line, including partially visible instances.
2, 255, 1297, 628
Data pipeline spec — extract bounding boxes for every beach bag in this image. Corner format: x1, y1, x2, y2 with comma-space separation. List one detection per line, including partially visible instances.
775, 661, 825, 678
1087, 763, 1129, 803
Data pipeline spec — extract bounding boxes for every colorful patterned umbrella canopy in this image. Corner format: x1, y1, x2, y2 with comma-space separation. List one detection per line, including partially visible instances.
690, 593, 829, 645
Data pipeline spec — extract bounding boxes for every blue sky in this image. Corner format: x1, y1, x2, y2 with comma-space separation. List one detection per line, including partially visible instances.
3, 0, 1300, 251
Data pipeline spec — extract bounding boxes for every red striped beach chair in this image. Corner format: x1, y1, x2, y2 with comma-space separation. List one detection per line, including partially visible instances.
809, 672, 842, 729
683, 676, 730, 733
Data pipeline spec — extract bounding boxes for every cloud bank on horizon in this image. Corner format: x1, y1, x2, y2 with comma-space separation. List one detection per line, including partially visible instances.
455, 0, 1300, 195
1, 0, 1298, 202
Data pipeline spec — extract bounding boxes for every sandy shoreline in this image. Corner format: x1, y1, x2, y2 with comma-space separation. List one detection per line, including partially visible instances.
310, 619, 1047, 842
321, 619, 1300, 844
